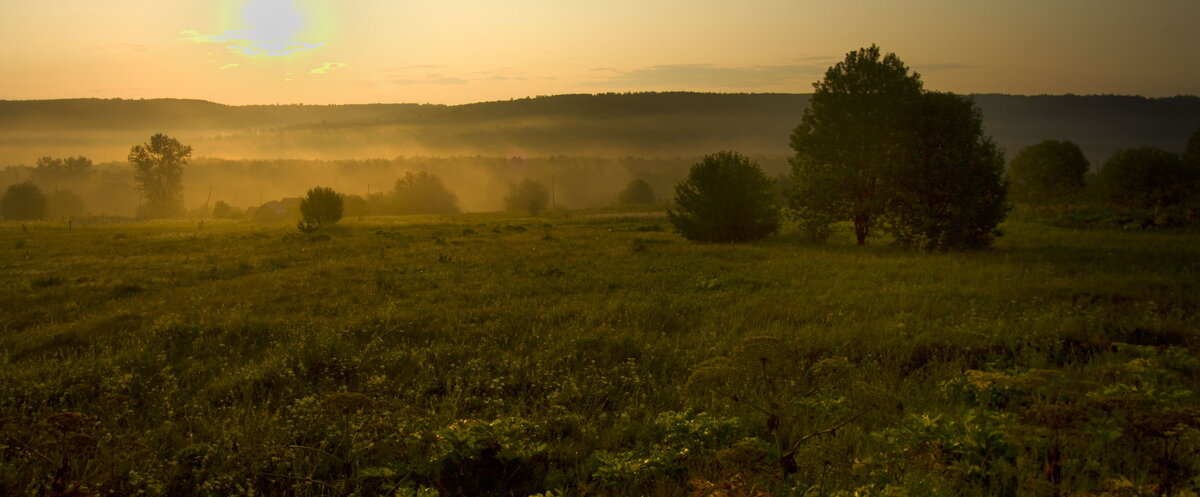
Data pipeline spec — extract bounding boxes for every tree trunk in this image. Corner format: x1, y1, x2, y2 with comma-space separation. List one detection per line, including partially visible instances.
854, 214, 869, 245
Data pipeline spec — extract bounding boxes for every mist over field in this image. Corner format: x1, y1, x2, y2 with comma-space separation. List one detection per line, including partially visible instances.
2, 92, 1199, 216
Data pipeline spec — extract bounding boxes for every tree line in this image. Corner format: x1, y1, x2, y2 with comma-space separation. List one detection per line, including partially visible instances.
665, 46, 1200, 249
5, 45, 1198, 246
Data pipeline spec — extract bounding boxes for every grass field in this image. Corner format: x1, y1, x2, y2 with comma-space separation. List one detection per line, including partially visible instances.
2, 209, 1199, 496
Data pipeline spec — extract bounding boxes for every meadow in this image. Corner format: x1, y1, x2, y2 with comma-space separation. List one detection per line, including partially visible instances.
2, 208, 1198, 496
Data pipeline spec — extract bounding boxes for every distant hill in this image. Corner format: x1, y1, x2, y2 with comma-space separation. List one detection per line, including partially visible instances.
1, 93, 1198, 166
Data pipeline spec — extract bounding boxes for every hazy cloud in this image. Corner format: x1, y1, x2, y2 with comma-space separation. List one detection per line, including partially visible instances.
220, 63, 239, 70
310, 62, 348, 74
582, 63, 828, 89
391, 75, 469, 86
389, 68, 527, 86
385, 64, 444, 72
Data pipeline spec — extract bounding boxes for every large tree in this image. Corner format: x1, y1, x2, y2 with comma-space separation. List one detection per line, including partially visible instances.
789, 45, 924, 245
1007, 140, 1089, 204
129, 134, 192, 218
883, 92, 1009, 250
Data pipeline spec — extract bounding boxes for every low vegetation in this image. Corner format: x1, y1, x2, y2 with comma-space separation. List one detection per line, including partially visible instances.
2, 208, 1198, 496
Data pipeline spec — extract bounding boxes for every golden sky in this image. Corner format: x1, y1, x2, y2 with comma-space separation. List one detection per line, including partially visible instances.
1, 0, 1197, 105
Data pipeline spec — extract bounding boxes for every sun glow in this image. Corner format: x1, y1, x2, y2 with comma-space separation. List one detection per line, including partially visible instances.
185, 0, 331, 58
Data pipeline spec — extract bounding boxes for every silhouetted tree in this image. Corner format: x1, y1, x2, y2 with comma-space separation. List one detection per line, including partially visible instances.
618, 179, 655, 204
394, 171, 459, 214
31, 156, 93, 185
883, 92, 1009, 250
46, 189, 86, 218
505, 179, 550, 215
790, 45, 924, 245
1099, 147, 1190, 209
298, 186, 343, 231
1, 182, 47, 221
129, 134, 192, 218
1007, 140, 1089, 204
668, 151, 779, 242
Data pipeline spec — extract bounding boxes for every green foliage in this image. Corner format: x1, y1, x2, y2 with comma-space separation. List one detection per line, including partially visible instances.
790, 45, 925, 245
883, 92, 1010, 250
298, 186, 343, 231
668, 151, 779, 242
128, 134, 192, 218
1008, 140, 1090, 204
1099, 147, 1192, 209
618, 178, 656, 204
393, 171, 459, 215
593, 411, 745, 488
1, 182, 47, 220
505, 179, 551, 215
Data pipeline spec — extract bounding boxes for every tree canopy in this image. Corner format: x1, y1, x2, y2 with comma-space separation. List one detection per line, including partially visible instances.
618, 179, 656, 205
883, 92, 1009, 250
394, 171, 459, 215
789, 45, 925, 245
1007, 140, 1090, 204
1099, 147, 1190, 209
129, 134, 191, 218
1, 182, 47, 221
668, 151, 779, 242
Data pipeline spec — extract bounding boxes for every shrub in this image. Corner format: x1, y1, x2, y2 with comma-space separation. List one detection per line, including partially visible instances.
298, 186, 343, 232
505, 179, 550, 215
618, 179, 655, 204
668, 151, 779, 242
1, 182, 48, 221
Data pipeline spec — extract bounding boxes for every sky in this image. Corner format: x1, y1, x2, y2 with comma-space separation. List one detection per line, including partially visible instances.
1, 0, 1198, 105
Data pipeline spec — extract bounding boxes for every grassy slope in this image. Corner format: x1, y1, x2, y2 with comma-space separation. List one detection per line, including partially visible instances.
1, 213, 1198, 495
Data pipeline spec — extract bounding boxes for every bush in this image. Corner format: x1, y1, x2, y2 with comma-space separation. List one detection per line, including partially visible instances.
1, 182, 47, 221
618, 179, 655, 204
668, 151, 779, 242
1099, 147, 1191, 209
298, 186, 343, 231
505, 179, 550, 215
